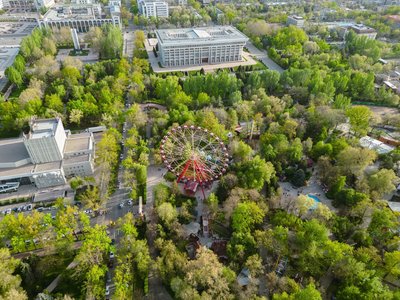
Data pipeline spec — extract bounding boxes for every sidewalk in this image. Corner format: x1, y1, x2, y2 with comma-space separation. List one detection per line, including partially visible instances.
45, 260, 78, 293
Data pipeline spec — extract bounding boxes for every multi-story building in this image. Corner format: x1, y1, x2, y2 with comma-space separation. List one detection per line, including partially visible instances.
287, 15, 305, 27
38, 2, 121, 32
348, 24, 377, 39
338, 24, 377, 40
137, 0, 168, 18
0, 118, 95, 189
155, 26, 248, 67
2, 0, 54, 11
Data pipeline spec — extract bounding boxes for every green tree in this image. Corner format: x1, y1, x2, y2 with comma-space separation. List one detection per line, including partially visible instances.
99, 25, 123, 59
337, 147, 376, 179
157, 202, 178, 228
367, 169, 397, 199
232, 202, 265, 233
0, 248, 27, 299
5, 66, 23, 87
184, 247, 234, 299
236, 155, 276, 191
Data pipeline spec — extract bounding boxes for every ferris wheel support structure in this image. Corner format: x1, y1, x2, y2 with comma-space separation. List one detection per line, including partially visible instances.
160, 125, 229, 199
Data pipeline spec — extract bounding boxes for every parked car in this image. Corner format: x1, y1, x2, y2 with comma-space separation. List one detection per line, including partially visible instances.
119, 203, 124, 209
127, 200, 132, 206
109, 251, 115, 259
27, 204, 33, 211
105, 285, 110, 296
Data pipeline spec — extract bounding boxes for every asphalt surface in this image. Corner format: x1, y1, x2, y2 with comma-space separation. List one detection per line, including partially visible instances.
245, 41, 285, 74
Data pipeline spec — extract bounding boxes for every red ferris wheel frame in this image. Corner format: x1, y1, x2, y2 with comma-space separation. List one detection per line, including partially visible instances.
160, 125, 229, 198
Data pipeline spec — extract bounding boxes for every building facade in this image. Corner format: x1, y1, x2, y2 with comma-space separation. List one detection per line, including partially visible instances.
155, 26, 248, 67
338, 24, 377, 40
0, 118, 95, 190
137, 0, 168, 18
287, 15, 305, 27
2, 0, 54, 11
38, 2, 121, 32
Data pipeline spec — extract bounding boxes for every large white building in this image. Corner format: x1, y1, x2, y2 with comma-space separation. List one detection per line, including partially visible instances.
0, 118, 95, 190
38, 2, 121, 32
155, 26, 248, 67
137, 0, 168, 18
1, 0, 54, 11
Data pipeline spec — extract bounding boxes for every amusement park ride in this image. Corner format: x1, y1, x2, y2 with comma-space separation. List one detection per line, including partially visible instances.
160, 125, 229, 199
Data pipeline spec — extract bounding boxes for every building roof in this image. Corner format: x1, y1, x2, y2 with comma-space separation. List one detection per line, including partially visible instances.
34, 161, 62, 172
138, 0, 167, 4
388, 201, 400, 212
27, 118, 60, 139
349, 24, 376, 34
0, 161, 61, 180
63, 154, 91, 165
0, 138, 30, 165
156, 26, 248, 46
359, 136, 394, 154
64, 134, 91, 153
289, 15, 304, 20
387, 15, 400, 23
43, 4, 101, 21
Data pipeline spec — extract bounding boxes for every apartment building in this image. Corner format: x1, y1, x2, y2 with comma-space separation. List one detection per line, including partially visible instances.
137, 0, 168, 18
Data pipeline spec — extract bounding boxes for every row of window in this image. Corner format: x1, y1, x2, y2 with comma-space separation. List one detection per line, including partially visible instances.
161, 43, 244, 50
163, 56, 240, 66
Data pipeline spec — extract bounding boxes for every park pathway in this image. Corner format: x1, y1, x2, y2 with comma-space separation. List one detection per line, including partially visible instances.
245, 41, 284, 74
45, 260, 78, 293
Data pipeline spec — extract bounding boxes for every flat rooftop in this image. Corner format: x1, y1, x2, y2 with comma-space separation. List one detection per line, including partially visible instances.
156, 26, 248, 46
63, 154, 90, 165
0, 138, 29, 165
28, 118, 60, 139
139, 0, 168, 3
0, 160, 62, 179
350, 24, 376, 33
289, 15, 304, 20
64, 134, 91, 153
34, 161, 62, 172
43, 5, 100, 21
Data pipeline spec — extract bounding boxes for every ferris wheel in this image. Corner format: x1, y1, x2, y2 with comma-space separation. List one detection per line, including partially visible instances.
160, 125, 229, 192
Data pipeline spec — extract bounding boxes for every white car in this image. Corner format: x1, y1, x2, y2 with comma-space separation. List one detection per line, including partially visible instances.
109, 252, 115, 259
105, 285, 110, 296
27, 204, 33, 211
127, 200, 132, 206
119, 203, 124, 209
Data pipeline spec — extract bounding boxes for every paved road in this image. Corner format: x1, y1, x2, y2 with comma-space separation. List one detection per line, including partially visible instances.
245, 41, 284, 74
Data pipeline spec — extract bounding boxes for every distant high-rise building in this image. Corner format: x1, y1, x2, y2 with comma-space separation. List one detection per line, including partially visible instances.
137, 0, 169, 18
